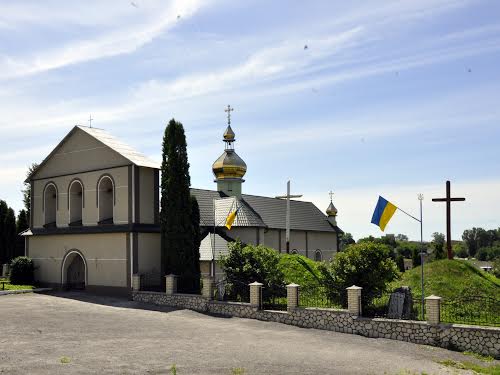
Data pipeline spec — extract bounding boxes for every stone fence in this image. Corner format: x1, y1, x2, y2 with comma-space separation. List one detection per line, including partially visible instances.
131, 274, 500, 358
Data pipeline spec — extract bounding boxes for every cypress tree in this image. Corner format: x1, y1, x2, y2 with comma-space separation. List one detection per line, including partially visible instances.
5, 208, 16, 262
161, 119, 200, 292
22, 163, 38, 223
16, 210, 29, 257
0, 200, 7, 265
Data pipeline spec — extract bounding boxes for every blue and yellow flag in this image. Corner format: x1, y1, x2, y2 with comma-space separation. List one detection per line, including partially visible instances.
371, 196, 397, 231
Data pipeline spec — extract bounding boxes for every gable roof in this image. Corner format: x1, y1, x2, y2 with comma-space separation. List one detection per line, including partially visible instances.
28, 125, 159, 181
191, 188, 341, 233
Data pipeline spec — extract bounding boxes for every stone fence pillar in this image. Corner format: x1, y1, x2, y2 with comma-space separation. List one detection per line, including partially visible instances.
2, 264, 9, 277
425, 295, 442, 325
202, 276, 215, 299
165, 274, 178, 295
347, 285, 362, 316
132, 274, 141, 291
249, 281, 263, 309
287, 283, 300, 312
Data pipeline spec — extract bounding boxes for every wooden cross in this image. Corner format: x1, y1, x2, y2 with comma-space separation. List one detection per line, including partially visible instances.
432, 180, 465, 260
275, 180, 302, 254
88, 114, 93, 128
224, 105, 233, 125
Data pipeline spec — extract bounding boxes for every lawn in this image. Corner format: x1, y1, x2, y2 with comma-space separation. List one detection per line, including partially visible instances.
0, 277, 34, 291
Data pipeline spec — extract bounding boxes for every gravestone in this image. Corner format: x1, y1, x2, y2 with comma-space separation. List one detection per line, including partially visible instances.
387, 286, 413, 319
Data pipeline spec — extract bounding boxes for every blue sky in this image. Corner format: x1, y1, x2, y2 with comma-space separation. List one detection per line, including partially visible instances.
0, 0, 499, 241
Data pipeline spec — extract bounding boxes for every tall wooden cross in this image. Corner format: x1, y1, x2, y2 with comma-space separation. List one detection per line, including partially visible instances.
276, 180, 302, 254
224, 105, 233, 125
432, 180, 465, 260
88, 114, 93, 128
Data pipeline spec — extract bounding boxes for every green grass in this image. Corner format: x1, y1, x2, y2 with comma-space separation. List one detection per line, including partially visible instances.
0, 278, 34, 291
438, 359, 500, 374
278, 254, 322, 289
59, 356, 71, 364
393, 259, 500, 300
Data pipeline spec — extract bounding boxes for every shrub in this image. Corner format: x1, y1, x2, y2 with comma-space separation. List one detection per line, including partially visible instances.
9, 256, 34, 285
493, 258, 500, 278
278, 254, 322, 289
220, 241, 285, 300
316, 242, 400, 308
454, 243, 468, 258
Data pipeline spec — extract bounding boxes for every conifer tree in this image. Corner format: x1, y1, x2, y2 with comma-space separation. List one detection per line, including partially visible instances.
0, 201, 17, 264
16, 210, 29, 257
160, 119, 200, 292
0, 200, 7, 265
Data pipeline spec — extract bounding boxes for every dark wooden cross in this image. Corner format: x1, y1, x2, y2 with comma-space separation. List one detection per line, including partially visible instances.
432, 180, 465, 260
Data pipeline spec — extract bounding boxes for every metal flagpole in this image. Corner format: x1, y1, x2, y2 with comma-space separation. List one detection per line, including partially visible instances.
418, 194, 425, 319
211, 198, 216, 278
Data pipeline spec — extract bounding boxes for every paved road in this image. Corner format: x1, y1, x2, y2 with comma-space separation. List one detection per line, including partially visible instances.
0, 292, 490, 374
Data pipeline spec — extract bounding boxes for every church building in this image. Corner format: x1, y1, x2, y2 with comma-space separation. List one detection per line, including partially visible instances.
22, 116, 342, 294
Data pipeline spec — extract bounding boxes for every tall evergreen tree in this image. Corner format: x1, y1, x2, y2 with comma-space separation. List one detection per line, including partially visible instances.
0, 201, 17, 264
0, 200, 7, 265
160, 119, 200, 292
16, 210, 29, 257
22, 163, 39, 223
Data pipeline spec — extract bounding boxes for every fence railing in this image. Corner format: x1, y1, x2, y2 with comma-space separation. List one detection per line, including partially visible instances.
214, 279, 250, 303
299, 285, 341, 309
441, 296, 500, 327
364, 294, 426, 321
140, 273, 162, 292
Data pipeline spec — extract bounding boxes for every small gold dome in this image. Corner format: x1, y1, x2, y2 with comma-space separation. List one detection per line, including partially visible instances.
212, 150, 247, 179
326, 201, 338, 217
223, 125, 235, 141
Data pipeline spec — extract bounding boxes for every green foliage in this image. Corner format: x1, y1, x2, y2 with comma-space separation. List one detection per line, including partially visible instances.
395, 254, 405, 272
278, 254, 321, 289
338, 232, 355, 250
59, 356, 71, 364
9, 256, 34, 285
22, 163, 39, 222
392, 259, 500, 300
395, 241, 418, 259
170, 364, 177, 375
0, 201, 17, 265
316, 242, 400, 308
477, 246, 500, 261
453, 242, 468, 258
432, 232, 446, 260
160, 119, 200, 292
493, 259, 500, 278
462, 227, 500, 258
220, 241, 285, 300
412, 246, 422, 267
438, 359, 500, 374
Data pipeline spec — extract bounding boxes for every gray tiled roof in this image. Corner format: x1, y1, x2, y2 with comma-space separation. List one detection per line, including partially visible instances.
199, 233, 230, 261
190, 188, 340, 233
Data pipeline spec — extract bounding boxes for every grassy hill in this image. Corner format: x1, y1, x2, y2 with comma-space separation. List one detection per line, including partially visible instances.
392, 259, 500, 300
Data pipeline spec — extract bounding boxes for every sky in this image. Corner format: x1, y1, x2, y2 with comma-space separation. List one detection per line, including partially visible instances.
0, 0, 499, 241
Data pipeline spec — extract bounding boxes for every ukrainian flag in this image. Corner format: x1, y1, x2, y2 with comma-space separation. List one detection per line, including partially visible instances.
371, 196, 397, 231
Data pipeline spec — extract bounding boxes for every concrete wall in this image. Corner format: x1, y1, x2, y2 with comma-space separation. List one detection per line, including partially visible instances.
138, 167, 156, 224
33, 166, 130, 228
137, 233, 161, 285
33, 128, 130, 180
132, 291, 500, 359
29, 233, 129, 290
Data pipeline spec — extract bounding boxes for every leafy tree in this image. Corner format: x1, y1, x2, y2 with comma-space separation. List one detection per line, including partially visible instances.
493, 258, 500, 278
396, 234, 409, 242
432, 232, 446, 260
395, 254, 405, 272
395, 241, 418, 259
476, 246, 500, 261
309, 242, 399, 308
412, 245, 422, 267
22, 163, 39, 223
9, 256, 34, 285
220, 241, 285, 301
453, 242, 468, 259
160, 119, 200, 292
339, 232, 355, 250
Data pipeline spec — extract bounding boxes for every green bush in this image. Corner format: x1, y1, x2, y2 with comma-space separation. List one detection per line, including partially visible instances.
317, 242, 400, 308
493, 259, 500, 279
278, 254, 321, 289
9, 256, 34, 285
220, 241, 285, 300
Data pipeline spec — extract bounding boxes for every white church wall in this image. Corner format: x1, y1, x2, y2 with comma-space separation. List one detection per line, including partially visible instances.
33, 129, 130, 180
29, 233, 128, 288
32, 166, 130, 228
137, 233, 161, 283
138, 167, 155, 224
263, 229, 280, 250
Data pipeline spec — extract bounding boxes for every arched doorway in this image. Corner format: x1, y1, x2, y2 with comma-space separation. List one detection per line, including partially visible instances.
62, 251, 87, 290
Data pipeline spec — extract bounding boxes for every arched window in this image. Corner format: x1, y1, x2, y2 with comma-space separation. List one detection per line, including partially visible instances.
43, 183, 57, 227
314, 249, 322, 262
69, 180, 83, 226
291, 249, 298, 255
98, 176, 114, 224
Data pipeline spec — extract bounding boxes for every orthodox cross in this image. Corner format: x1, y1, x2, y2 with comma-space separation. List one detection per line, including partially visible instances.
432, 180, 465, 260
225, 105, 233, 125
329, 190, 334, 202
276, 180, 303, 254
88, 114, 93, 128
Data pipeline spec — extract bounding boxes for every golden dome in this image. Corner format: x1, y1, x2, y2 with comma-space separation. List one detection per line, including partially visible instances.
223, 125, 235, 141
326, 201, 338, 217
212, 150, 247, 180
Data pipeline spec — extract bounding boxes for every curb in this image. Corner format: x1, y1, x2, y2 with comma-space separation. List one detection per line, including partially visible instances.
0, 288, 53, 296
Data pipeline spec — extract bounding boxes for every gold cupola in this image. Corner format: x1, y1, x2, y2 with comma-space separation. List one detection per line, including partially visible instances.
212, 106, 247, 197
